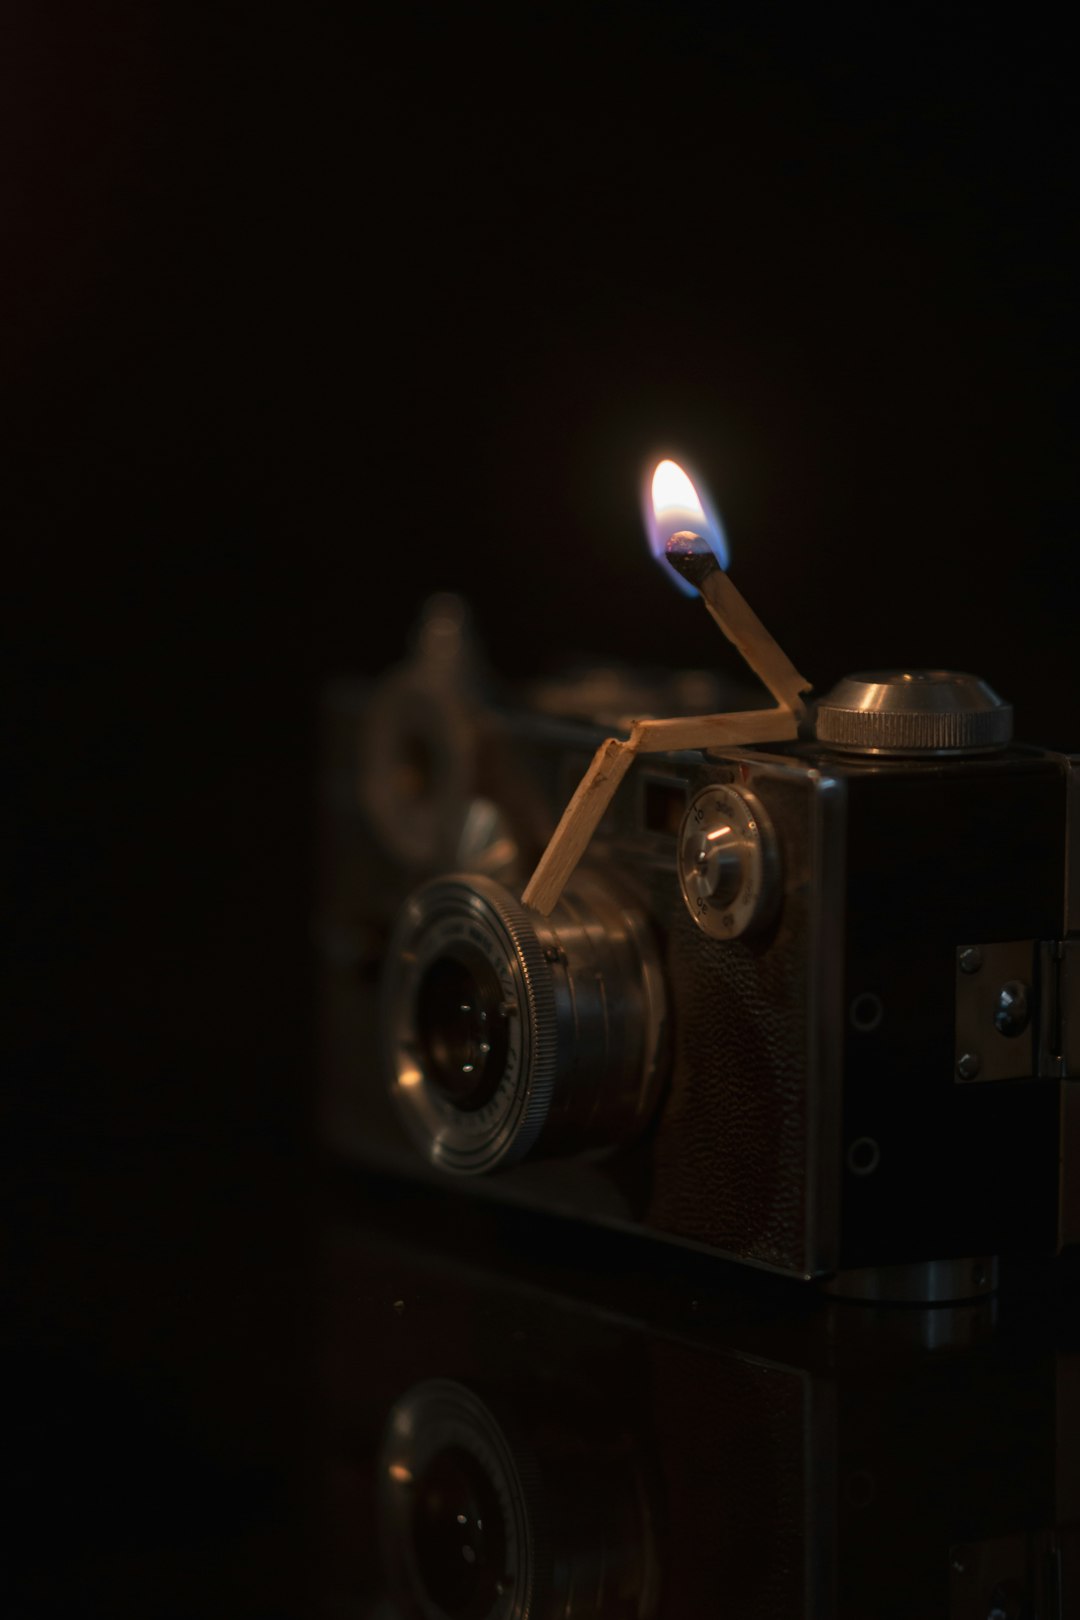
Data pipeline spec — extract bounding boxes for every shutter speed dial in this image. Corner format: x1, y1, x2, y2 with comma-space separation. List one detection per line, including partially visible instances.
677, 784, 780, 940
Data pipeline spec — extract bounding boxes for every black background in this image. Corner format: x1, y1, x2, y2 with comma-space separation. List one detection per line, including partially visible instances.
5, 5, 1078, 1611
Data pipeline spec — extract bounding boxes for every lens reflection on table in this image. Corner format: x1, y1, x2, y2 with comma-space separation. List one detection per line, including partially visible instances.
379, 1378, 660, 1620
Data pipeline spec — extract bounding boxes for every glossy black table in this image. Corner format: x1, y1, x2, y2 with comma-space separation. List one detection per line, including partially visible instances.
317, 1166, 1080, 1620
8, 1141, 1079, 1618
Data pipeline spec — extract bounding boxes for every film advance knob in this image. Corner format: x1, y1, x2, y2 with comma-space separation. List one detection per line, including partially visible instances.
814, 670, 1012, 756
678, 784, 780, 940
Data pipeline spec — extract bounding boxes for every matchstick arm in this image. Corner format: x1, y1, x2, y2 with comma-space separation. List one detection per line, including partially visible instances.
520, 705, 799, 916
521, 534, 810, 917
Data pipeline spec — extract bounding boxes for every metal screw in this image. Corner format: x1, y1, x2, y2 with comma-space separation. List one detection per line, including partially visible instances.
957, 1051, 981, 1079
959, 946, 983, 974
994, 979, 1031, 1037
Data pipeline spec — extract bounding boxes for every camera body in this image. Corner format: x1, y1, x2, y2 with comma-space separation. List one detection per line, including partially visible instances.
320, 609, 1080, 1287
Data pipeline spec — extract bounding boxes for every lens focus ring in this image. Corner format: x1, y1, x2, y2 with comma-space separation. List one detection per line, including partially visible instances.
383, 870, 666, 1177
379, 1380, 541, 1620
383, 874, 560, 1174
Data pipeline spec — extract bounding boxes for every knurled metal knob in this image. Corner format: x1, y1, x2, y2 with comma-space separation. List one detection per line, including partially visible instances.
814, 670, 1013, 756
677, 783, 780, 939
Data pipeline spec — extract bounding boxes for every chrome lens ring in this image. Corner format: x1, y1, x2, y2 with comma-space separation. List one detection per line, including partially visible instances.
383, 874, 559, 1175
379, 1379, 540, 1620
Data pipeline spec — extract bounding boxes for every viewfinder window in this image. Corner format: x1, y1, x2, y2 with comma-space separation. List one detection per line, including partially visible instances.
643, 779, 687, 837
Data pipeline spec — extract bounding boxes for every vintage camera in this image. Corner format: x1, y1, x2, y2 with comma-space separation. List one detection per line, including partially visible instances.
321, 548, 1080, 1297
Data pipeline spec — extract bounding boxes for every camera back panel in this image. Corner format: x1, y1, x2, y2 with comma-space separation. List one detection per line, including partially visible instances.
836, 748, 1067, 1269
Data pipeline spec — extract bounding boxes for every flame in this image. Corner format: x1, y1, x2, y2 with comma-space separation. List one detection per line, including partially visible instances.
651, 459, 706, 522
642, 457, 730, 595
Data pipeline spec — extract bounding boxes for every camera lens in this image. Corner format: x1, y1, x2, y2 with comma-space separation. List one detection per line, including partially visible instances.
379, 1379, 662, 1620
380, 1381, 530, 1620
410, 1446, 507, 1618
416, 949, 510, 1111
383, 872, 666, 1175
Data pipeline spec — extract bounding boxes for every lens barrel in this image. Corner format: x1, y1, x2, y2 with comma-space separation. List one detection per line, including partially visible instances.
383, 871, 666, 1176
380, 1381, 535, 1620
379, 1379, 662, 1620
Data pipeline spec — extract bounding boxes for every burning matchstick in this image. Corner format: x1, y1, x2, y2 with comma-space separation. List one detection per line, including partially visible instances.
664, 530, 810, 720
520, 492, 812, 917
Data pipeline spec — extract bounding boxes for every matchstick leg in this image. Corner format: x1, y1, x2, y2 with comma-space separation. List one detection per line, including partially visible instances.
521, 736, 637, 915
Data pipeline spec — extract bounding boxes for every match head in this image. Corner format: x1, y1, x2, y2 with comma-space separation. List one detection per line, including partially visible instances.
665, 530, 722, 591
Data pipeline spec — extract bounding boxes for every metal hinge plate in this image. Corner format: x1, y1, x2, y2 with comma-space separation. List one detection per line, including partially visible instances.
955, 938, 1079, 1083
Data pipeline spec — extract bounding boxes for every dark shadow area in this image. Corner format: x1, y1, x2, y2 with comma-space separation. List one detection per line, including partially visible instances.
4, 6, 1078, 1612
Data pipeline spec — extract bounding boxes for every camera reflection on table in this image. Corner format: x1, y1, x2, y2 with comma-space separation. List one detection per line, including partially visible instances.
316, 1174, 1079, 1620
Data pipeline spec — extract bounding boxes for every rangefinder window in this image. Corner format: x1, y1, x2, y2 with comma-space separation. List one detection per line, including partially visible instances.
642, 777, 688, 837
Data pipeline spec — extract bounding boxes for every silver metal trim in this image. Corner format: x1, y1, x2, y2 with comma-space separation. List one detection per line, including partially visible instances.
724, 752, 847, 1277
1067, 755, 1080, 934
825, 1255, 999, 1303
814, 669, 1012, 756
807, 769, 847, 1277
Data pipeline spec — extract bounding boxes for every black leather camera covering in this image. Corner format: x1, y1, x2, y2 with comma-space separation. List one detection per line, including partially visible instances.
649, 762, 831, 1276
